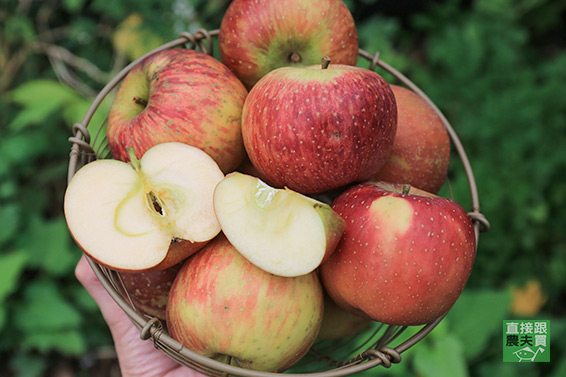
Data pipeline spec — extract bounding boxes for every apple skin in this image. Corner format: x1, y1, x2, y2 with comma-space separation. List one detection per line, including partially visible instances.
119, 261, 183, 320
106, 48, 248, 173
166, 234, 324, 372
218, 0, 358, 89
319, 181, 476, 326
317, 292, 372, 341
242, 63, 397, 194
372, 85, 451, 193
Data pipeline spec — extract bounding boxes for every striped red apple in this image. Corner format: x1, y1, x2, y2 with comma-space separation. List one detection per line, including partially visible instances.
106, 48, 248, 173
167, 234, 324, 372
218, 0, 358, 89
372, 85, 451, 193
320, 181, 476, 326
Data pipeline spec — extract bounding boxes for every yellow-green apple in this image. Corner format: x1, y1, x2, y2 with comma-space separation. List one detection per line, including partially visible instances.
218, 0, 358, 89
317, 293, 372, 341
64, 142, 224, 271
213, 172, 345, 277
241, 59, 397, 194
320, 181, 476, 326
166, 234, 324, 372
119, 262, 182, 320
106, 48, 248, 173
372, 85, 451, 193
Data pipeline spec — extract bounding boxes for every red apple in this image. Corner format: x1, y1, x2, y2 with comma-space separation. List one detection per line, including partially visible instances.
241, 59, 397, 194
166, 234, 324, 372
320, 181, 476, 326
106, 48, 248, 173
119, 262, 183, 320
372, 85, 451, 193
317, 293, 372, 341
218, 0, 358, 89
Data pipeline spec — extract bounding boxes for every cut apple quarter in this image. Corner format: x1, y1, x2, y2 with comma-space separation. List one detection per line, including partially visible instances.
213, 172, 346, 277
64, 142, 224, 271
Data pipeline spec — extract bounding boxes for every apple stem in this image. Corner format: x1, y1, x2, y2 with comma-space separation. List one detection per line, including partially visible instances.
133, 96, 148, 107
289, 52, 302, 63
321, 56, 331, 69
402, 184, 411, 194
126, 147, 142, 172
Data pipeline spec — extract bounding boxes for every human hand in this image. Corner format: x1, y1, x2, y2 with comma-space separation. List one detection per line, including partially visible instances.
75, 255, 204, 377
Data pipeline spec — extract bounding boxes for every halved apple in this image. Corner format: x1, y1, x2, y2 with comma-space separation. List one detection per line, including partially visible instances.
64, 142, 224, 271
213, 172, 346, 277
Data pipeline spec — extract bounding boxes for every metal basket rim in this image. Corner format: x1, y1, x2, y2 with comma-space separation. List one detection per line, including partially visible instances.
67, 28, 490, 377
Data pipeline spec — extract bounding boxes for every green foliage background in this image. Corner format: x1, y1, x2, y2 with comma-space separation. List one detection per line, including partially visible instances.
0, 0, 564, 376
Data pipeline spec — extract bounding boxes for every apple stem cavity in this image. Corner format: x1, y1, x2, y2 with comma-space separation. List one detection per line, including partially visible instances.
289, 52, 302, 63
133, 96, 148, 107
321, 56, 331, 70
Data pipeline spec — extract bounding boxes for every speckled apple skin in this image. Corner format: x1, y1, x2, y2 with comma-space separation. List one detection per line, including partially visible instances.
242, 64, 397, 194
320, 181, 476, 326
166, 234, 324, 372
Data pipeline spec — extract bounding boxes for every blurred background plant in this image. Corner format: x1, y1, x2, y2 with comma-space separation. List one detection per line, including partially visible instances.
0, 0, 564, 376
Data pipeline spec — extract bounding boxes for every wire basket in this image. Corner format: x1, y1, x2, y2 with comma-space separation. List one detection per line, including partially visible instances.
66, 29, 490, 377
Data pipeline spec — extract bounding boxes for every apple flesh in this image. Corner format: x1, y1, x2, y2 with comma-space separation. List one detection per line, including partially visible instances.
213, 172, 345, 277
106, 48, 248, 173
166, 234, 324, 372
320, 181, 476, 326
242, 60, 397, 194
219, 0, 358, 89
64, 142, 224, 271
372, 85, 451, 193
119, 262, 183, 320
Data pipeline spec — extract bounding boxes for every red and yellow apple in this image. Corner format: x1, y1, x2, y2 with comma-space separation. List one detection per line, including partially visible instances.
372, 85, 451, 193
320, 181, 476, 326
241, 59, 397, 194
166, 234, 324, 372
64, 142, 224, 271
213, 172, 345, 277
218, 0, 358, 89
119, 262, 183, 320
317, 293, 372, 341
106, 48, 248, 173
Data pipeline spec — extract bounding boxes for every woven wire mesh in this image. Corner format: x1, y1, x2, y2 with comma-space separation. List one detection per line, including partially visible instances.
67, 29, 489, 377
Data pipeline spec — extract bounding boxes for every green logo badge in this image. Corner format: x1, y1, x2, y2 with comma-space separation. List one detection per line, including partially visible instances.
503, 320, 550, 362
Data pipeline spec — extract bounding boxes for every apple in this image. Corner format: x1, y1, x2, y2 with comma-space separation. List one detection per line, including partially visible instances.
218, 0, 359, 89
319, 181, 476, 326
166, 234, 324, 372
64, 142, 224, 271
119, 262, 183, 320
317, 293, 372, 341
106, 48, 248, 173
372, 85, 451, 193
213, 172, 345, 277
241, 58, 397, 194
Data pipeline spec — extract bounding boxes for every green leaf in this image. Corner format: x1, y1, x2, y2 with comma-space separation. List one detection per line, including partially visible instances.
20, 216, 80, 277
9, 352, 47, 377
8, 80, 81, 131
0, 250, 28, 302
0, 204, 21, 245
445, 289, 511, 360
21, 329, 87, 355
14, 279, 83, 334
413, 335, 468, 377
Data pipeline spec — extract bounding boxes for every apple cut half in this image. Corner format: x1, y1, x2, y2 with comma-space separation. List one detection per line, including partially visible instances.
64, 142, 224, 271
213, 172, 346, 277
